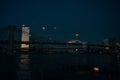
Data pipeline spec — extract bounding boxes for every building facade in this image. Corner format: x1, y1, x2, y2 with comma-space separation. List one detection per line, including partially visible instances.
21, 25, 30, 49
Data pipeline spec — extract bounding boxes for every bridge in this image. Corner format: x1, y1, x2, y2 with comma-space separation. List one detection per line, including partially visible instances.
0, 25, 120, 80
0, 25, 120, 55
0, 25, 120, 53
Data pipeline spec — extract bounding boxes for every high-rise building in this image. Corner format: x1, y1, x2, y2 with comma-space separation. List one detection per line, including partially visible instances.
21, 24, 30, 49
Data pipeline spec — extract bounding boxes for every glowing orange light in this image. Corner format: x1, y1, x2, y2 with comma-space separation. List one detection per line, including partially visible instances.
93, 67, 99, 72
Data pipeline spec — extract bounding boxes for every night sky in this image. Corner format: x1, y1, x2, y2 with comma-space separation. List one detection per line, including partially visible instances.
0, 0, 120, 42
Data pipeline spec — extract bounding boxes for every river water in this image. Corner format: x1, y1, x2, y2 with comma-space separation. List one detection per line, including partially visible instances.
17, 53, 112, 80
0, 52, 118, 80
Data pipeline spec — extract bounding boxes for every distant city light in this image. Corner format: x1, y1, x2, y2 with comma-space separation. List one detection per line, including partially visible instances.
105, 47, 110, 50
75, 48, 78, 52
67, 40, 81, 43
75, 33, 79, 37
42, 27, 46, 30
22, 24, 25, 27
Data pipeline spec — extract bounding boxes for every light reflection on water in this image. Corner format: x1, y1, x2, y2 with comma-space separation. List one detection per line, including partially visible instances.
17, 53, 31, 80
20, 54, 29, 59
16, 53, 112, 80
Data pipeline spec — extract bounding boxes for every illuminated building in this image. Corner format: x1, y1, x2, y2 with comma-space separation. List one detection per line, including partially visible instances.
21, 24, 30, 49
67, 40, 82, 44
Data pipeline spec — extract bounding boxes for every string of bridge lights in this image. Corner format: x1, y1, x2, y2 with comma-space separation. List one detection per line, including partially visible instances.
41, 26, 79, 37
42, 26, 57, 30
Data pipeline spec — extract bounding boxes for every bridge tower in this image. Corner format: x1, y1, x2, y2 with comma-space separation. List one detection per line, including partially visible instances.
21, 24, 30, 50
8, 25, 16, 54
